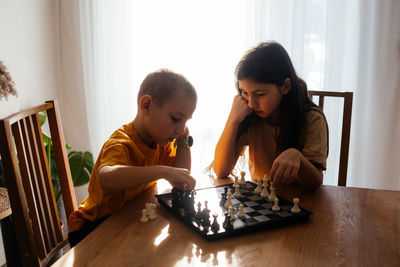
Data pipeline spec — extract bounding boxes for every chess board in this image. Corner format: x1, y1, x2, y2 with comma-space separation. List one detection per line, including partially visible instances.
155, 181, 312, 240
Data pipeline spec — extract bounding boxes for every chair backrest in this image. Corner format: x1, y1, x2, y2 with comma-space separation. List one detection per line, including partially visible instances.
0, 100, 77, 266
308, 91, 353, 187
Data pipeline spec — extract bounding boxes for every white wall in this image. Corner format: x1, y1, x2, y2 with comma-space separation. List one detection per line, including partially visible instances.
0, 0, 63, 265
0, 0, 60, 117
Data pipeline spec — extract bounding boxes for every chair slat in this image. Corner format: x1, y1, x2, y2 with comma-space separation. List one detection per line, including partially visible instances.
32, 113, 63, 243
29, 114, 62, 249
46, 101, 77, 219
12, 120, 48, 258
0, 119, 39, 266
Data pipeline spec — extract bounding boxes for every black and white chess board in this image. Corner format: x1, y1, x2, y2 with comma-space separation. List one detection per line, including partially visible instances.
155, 181, 312, 240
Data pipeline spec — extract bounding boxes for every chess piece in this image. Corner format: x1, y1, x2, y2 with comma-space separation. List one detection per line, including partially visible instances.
140, 209, 148, 223
146, 203, 157, 220
211, 214, 220, 233
291, 198, 301, 214
195, 202, 203, 222
254, 178, 262, 193
202, 208, 211, 226
233, 176, 239, 187
220, 187, 228, 206
237, 203, 246, 219
272, 198, 280, 211
260, 181, 269, 198
223, 212, 233, 230
239, 171, 246, 185
268, 187, 277, 202
224, 189, 232, 208
228, 206, 235, 221
234, 184, 242, 198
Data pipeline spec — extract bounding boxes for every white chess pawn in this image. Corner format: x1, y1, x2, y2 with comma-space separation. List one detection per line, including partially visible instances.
228, 205, 235, 221
147, 203, 157, 220
224, 189, 232, 208
254, 178, 262, 193
140, 209, 149, 223
272, 198, 280, 211
234, 184, 242, 197
239, 171, 246, 185
291, 198, 301, 214
260, 183, 269, 198
233, 176, 239, 187
237, 203, 246, 219
268, 187, 277, 202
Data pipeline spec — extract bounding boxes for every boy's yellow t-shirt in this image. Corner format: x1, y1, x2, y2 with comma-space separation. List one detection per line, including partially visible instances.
68, 121, 176, 232
236, 109, 328, 180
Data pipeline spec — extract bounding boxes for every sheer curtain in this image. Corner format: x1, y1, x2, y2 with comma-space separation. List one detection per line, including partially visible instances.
73, 0, 400, 190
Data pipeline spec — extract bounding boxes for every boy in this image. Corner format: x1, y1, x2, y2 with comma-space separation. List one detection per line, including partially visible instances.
68, 69, 197, 247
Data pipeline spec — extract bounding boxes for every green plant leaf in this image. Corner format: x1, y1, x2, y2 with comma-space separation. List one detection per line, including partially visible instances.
68, 151, 93, 187
39, 111, 46, 126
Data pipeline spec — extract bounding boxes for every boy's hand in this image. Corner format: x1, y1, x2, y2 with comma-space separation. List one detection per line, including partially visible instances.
228, 95, 252, 125
271, 148, 301, 188
165, 166, 196, 190
176, 126, 190, 140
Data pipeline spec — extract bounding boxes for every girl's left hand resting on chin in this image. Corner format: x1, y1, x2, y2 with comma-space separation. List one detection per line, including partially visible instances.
271, 148, 301, 188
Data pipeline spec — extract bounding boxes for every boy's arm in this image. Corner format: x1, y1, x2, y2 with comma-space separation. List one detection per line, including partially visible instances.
172, 126, 192, 171
98, 164, 196, 191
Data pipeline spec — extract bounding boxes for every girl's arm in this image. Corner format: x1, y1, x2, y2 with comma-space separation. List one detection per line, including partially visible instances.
271, 148, 322, 191
214, 95, 252, 177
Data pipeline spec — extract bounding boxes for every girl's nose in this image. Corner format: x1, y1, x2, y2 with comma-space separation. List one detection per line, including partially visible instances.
248, 95, 256, 108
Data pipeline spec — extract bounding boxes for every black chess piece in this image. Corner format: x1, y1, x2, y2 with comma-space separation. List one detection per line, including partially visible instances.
194, 202, 202, 222
184, 191, 196, 218
222, 212, 233, 231
220, 187, 228, 206
211, 214, 220, 233
201, 209, 211, 227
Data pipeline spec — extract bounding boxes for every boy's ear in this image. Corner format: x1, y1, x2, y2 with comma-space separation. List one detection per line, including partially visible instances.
139, 95, 153, 114
281, 78, 291, 95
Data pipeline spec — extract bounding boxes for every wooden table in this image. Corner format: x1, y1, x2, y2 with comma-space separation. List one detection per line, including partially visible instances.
53, 178, 400, 267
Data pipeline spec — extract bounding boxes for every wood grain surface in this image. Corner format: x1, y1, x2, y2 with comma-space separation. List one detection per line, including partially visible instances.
53, 177, 400, 267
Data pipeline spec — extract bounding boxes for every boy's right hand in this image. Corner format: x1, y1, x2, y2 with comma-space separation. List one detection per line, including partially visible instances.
165, 167, 196, 190
228, 95, 253, 125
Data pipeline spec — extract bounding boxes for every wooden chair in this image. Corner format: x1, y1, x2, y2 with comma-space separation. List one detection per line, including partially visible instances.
308, 91, 353, 186
0, 100, 77, 266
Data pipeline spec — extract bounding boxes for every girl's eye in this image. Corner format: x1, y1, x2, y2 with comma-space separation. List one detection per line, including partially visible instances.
242, 91, 249, 96
257, 93, 266, 96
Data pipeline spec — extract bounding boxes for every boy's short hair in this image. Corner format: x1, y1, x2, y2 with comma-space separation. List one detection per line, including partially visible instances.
138, 69, 197, 106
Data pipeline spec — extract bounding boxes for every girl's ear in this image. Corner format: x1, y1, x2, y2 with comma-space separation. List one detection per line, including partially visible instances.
139, 95, 153, 115
281, 78, 291, 95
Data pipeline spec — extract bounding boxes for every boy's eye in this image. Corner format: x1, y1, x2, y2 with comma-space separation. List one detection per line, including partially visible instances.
170, 116, 180, 122
241, 91, 249, 96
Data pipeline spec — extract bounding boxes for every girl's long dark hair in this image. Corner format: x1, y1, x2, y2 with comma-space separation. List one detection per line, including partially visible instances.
235, 41, 319, 153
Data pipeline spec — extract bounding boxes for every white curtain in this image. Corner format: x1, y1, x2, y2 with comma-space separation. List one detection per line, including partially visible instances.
70, 0, 400, 190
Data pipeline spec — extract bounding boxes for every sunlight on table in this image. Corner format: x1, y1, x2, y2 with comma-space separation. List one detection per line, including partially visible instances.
154, 224, 170, 246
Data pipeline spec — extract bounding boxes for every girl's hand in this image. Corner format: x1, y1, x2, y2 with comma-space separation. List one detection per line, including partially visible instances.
271, 148, 301, 188
227, 95, 253, 125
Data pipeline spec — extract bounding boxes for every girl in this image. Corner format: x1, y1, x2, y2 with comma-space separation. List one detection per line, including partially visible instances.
213, 41, 328, 191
